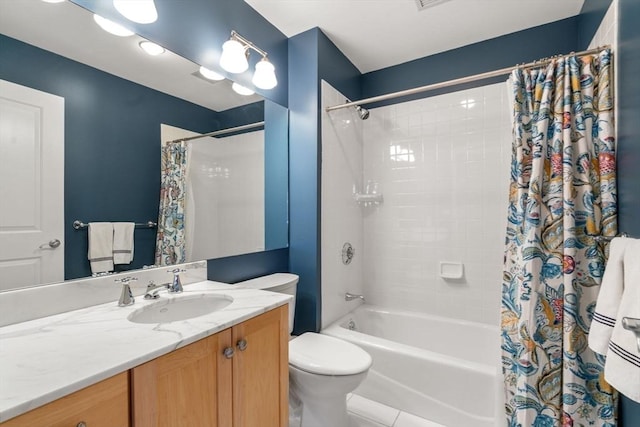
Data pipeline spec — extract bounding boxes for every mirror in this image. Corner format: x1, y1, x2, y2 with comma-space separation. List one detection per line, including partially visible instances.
0, 0, 288, 288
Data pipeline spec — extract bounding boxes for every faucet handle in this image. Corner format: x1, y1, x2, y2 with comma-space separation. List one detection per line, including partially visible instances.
115, 278, 136, 307
115, 276, 138, 285
167, 268, 184, 293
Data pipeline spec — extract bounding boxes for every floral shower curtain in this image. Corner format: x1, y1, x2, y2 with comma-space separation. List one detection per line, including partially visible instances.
501, 49, 618, 427
154, 141, 188, 266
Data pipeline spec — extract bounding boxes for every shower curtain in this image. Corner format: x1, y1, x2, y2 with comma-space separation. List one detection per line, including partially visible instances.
154, 141, 188, 266
501, 50, 617, 426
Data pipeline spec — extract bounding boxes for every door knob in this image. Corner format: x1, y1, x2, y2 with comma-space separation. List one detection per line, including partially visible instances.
39, 239, 61, 249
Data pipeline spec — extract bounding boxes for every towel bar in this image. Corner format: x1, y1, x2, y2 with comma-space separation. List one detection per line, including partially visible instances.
73, 220, 157, 230
622, 317, 640, 352
593, 232, 629, 242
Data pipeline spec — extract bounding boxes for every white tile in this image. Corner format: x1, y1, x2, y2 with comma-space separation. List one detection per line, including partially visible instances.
349, 412, 388, 427
394, 411, 446, 427
347, 394, 400, 427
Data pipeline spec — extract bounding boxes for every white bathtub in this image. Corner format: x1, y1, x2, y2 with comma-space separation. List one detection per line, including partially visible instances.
322, 305, 502, 427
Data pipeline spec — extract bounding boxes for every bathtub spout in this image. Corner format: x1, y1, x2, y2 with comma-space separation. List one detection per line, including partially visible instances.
345, 292, 365, 302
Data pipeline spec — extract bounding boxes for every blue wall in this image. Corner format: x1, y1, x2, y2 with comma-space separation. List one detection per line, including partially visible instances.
616, 0, 640, 423
288, 29, 322, 333
0, 34, 230, 279
287, 28, 361, 333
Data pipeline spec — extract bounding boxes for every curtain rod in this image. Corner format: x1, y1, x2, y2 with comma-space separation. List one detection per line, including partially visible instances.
166, 121, 265, 144
325, 45, 611, 112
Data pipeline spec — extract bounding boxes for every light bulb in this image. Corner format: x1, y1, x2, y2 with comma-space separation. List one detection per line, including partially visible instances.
252, 58, 277, 90
113, 0, 158, 24
232, 83, 254, 96
93, 15, 134, 37
199, 66, 225, 81
139, 41, 165, 56
220, 39, 248, 74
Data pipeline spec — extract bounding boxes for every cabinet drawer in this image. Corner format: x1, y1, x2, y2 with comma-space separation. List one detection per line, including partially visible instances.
1, 372, 129, 427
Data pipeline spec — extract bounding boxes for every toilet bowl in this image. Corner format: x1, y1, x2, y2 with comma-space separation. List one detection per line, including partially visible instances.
236, 274, 372, 427
289, 332, 372, 427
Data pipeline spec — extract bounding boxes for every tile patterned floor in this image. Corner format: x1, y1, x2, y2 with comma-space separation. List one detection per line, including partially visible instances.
346, 394, 446, 427
289, 393, 445, 427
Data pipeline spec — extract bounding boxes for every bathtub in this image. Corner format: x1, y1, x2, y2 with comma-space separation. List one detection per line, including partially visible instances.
322, 305, 502, 427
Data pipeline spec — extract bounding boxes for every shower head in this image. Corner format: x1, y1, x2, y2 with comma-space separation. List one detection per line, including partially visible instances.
354, 104, 370, 120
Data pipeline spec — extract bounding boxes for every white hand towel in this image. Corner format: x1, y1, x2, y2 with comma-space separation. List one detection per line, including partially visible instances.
113, 222, 135, 264
88, 222, 114, 274
603, 238, 640, 402
589, 237, 627, 355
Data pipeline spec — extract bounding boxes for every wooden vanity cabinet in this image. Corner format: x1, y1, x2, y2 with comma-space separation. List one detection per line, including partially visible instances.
231, 305, 288, 427
131, 305, 289, 427
1, 372, 129, 427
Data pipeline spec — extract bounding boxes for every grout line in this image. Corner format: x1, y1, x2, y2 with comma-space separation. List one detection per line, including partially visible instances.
390, 410, 401, 427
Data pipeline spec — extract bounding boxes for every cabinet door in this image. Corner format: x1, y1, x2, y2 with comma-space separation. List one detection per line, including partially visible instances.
232, 305, 288, 427
1, 372, 129, 427
131, 329, 233, 427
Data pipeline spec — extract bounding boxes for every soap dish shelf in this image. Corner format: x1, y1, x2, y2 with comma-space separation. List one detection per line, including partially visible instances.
355, 193, 383, 206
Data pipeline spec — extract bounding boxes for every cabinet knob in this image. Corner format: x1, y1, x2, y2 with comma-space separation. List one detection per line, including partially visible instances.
77, 422, 87, 427
223, 347, 235, 359
237, 339, 248, 351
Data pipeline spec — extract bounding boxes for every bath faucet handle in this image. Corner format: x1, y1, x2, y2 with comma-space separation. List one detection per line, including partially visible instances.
114, 277, 137, 306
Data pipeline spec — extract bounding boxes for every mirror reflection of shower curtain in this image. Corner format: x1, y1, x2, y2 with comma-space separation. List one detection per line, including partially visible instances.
154, 141, 188, 266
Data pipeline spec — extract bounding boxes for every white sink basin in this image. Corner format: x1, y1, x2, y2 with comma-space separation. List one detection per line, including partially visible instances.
128, 293, 233, 324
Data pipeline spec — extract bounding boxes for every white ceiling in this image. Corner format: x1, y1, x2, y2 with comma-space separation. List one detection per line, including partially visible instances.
244, 0, 585, 73
0, 0, 262, 112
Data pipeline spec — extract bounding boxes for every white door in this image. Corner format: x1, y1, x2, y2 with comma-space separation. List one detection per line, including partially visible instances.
0, 79, 64, 291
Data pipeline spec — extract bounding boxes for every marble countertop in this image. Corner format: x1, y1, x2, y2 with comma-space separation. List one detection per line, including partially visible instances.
0, 280, 292, 422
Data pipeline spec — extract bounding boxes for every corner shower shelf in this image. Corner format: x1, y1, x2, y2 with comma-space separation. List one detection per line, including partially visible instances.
355, 193, 384, 205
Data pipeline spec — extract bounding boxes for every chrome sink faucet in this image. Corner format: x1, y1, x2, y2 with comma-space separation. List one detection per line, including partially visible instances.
144, 281, 169, 300
144, 269, 185, 299
345, 292, 365, 302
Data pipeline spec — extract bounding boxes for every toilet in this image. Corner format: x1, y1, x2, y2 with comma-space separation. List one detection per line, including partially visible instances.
236, 273, 372, 427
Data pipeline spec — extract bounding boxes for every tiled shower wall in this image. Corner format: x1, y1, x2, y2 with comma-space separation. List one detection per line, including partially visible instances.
321, 81, 511, 326
361, 84, 511, 325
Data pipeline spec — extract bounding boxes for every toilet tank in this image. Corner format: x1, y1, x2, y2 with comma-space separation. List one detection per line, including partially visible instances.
236, 273, 298, 333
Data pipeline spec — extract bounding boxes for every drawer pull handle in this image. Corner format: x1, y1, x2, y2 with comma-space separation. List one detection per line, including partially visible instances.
237, 339, 248, 351
77, 422, 87, 427
223, 347, 235, 359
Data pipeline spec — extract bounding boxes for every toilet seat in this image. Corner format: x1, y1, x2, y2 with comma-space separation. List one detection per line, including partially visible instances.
289, 332, 372, 376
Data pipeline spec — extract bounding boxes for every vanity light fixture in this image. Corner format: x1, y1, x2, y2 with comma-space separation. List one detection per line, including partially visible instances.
199, 66, 225, 81
93, 14, 135, 37
232, 82, 255, 96
113, 0, 158, 24
220, 37, 249, 74
252, 58, 277, 90
219, 30, 277, 90
139, 41, 165, 56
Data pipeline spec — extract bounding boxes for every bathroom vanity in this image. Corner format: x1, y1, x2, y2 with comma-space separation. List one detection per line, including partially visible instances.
0, 280, 291, 427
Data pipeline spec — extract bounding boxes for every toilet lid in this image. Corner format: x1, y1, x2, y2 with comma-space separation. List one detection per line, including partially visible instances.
289, 332, 372, 376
